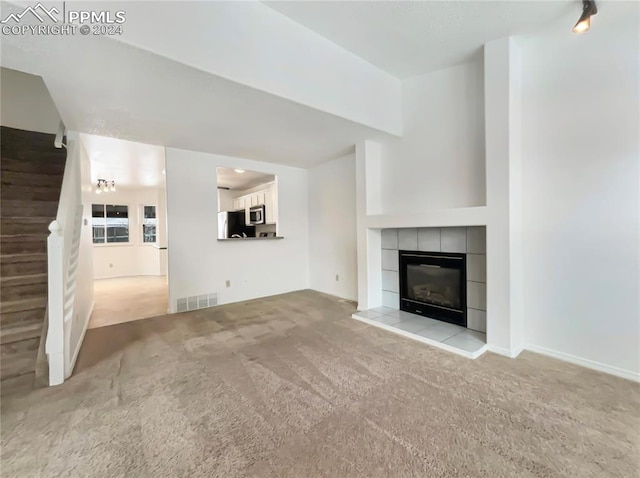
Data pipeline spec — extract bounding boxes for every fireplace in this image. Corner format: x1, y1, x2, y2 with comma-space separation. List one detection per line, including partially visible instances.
399, 250, 467, 327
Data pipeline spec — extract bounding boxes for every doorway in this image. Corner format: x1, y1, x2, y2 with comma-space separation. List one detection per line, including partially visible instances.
81, 134, 170, 328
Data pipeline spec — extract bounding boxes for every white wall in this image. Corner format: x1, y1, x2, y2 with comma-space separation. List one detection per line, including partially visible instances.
520, 2, 640, 377
0, 67, 61, 134
379, 58, 486, 214
91, 187, 167, 279
308, 154, 357, 301
98, 1, 402, 135
165, 148, 309, 310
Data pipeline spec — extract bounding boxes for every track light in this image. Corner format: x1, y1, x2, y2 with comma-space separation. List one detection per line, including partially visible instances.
573, 0, 597, 34
95, 179, 116, 194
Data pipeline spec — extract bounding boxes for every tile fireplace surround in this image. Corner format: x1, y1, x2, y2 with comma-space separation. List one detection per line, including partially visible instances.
379, 226, 487, 333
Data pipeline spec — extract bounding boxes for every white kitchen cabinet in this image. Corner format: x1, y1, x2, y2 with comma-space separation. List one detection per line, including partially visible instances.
264, 190, 274, 224
235, 197, 246, 210
264, 183, 277, 224
231, 181, 277, 224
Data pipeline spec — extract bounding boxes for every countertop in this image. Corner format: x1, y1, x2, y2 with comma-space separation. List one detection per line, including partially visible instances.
217, 237, 284, 241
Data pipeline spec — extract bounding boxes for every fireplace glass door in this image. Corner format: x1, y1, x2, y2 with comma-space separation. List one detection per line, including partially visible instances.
399, 251, 466, 327
406, 265, 462, 310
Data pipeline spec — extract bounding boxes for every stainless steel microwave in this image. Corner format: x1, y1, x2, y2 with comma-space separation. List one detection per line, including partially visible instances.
249, 205, 265, 225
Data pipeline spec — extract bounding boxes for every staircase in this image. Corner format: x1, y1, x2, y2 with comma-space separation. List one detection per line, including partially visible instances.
1, 126, 66, 394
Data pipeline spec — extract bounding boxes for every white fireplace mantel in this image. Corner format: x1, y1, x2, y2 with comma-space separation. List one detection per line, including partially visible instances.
367, 206, 487, 229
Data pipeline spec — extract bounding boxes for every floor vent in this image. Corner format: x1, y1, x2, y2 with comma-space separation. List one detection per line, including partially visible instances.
176, 293, 218, 312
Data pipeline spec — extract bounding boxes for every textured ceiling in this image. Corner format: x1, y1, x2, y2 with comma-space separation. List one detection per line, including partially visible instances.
265, 1, 574, 78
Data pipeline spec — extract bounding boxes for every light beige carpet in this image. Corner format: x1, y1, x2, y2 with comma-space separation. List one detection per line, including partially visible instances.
1, 290, 639, 477
89, 275, 169, 329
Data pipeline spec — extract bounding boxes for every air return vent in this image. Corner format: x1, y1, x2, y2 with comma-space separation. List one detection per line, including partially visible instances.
176, 292, 218, 313
177, 298, 188, 313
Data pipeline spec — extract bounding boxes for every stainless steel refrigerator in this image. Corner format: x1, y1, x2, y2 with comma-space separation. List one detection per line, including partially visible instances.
217, 210, 255, 239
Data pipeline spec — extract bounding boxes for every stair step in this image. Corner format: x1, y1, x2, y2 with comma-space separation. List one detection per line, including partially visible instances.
0, 307, 46, 327
0, 127, 64, 386
0, 157, 66, 175
0, 128, 66, 165
0, 274, 48, 301
0, 216, 51, 235
0, 319, 43, 344
0, 127, 59, 152
0, 273, 48, 287
0, 253, 47, 276
0, 199, 58, 218
0, 273, 47, 301
0, 337, 39, 380
1, 185, 62, 202
0, 234, 47, 254
0, 297, 47, 315
1, 170, 65, 188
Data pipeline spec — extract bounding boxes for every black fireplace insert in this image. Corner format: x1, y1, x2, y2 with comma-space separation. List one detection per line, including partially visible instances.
399, 250, 467, 327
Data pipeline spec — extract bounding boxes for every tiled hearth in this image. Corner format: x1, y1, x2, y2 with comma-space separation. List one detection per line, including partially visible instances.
350, 225, 488, 358
352, 307, 487, 359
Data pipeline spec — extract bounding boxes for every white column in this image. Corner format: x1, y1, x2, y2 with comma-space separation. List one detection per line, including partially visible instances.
355, 140, 383, 310
484, 37, 524, 356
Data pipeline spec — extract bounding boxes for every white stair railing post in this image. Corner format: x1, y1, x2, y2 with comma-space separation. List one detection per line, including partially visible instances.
46, 220, 65, 386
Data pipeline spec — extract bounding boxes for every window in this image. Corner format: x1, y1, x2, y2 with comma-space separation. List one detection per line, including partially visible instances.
92, 204, 129, 243
142, 205, 157, 243
91, 204, 105, 243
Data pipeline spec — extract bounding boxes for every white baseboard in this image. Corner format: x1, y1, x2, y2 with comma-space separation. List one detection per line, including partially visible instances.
525, 344, 640, 383
487, 344, 524, 358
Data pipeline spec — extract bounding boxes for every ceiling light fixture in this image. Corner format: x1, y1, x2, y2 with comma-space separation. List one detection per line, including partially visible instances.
95, 179, 116, 194
234, 169, 246, 174
573, 0, 597, 34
